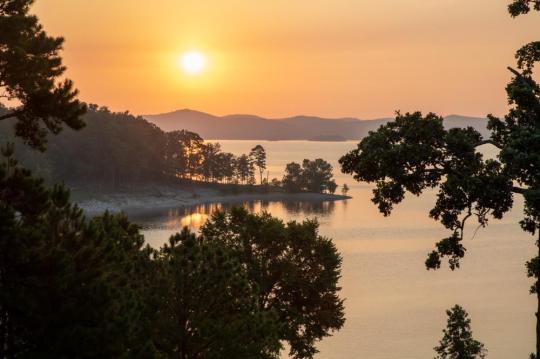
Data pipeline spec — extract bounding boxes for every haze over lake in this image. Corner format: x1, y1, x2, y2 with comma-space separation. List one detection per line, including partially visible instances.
133, 140, 535, 359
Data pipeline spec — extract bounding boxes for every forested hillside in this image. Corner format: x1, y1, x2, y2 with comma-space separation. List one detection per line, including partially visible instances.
0, 105, 338, 193
0, 105, 164, 186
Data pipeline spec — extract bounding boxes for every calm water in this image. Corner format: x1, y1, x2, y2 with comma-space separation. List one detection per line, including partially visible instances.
134, 140, 535, 358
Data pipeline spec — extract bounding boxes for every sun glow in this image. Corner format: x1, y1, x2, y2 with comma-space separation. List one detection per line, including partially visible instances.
179, 51, 206, 75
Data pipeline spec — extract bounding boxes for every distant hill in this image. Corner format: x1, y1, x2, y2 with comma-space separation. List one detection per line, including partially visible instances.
144, 109, 490, 141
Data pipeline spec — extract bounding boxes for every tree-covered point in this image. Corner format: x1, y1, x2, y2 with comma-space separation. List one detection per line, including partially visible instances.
0, 105, 272, 188
1, 105, 340, 194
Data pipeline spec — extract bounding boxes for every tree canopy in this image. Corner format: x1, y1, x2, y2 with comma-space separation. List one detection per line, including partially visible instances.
151, 228, 281, 359
0, 0, 86, 150
508, 0, 540, 16
0, 145, 155, 357
200, 207, 345, 359
0, 106, 264, 188
282, 159, 337, 194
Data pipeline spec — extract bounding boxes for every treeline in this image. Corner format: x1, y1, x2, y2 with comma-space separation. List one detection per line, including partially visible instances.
0, 105, 266, 187
164, 129, 266, 185
0, 105, 339, 194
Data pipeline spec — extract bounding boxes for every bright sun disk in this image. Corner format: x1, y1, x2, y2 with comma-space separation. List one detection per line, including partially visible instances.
180, 51, 206, 75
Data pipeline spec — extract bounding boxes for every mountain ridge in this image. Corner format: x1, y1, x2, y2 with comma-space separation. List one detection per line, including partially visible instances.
144, 109, 489, 140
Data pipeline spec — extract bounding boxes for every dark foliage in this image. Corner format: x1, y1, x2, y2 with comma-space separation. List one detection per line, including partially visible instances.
508, 0, 540, 16
0, 146, 155, 358
151, 228, 281, 359
282, 158, 337, 194
0, 106, 266, 188
200, 207, 345, 359
434, 305, 486, 359
0, 0, 86, 150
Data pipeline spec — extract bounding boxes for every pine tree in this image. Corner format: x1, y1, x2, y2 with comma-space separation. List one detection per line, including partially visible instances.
0, 0, 86, 150
250, 144, 267, 185
0, 145, 155, 357
434, 306, 486, 359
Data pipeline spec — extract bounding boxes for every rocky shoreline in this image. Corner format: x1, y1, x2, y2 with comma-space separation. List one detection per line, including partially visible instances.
75, 185, 351, 215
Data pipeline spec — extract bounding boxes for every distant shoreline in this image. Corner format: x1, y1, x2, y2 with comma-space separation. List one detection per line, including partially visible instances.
74, 184, 351, 216
144, 109, 490, 141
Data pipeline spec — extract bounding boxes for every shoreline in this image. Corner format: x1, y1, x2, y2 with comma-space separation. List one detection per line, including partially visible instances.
75, 185, 351, 216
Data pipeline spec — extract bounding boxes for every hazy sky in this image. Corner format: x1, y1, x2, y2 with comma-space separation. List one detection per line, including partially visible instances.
34, 0, 539, 119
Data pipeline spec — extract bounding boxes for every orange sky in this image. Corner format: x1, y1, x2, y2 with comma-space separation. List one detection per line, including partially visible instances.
33, 0, 539, 119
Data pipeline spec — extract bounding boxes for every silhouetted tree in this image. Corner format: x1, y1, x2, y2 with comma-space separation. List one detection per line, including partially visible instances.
434, 305, 486, 359
164, 130, 187, 179
327, 180, 337, 194
199, 142, 221, 182
0, 145, 155, 357
282, 162, 303, 192
250, 144, 267, 184
270, 177, 281, 188
301, 159, 336, 193
236, 154, 255, 184
340, 2, 540, 355
0, 0, 86, 150
219, 152, 236, 184
178, 130, 203, 180
341, 184, 349, 196
151, 228, 281, 358
201, 207, 345, 359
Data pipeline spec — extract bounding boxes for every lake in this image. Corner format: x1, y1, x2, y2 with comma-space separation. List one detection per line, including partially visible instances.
133, 140, 535, 358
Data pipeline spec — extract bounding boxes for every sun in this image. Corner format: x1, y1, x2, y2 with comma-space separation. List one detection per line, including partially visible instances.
179, 51, 206, 75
